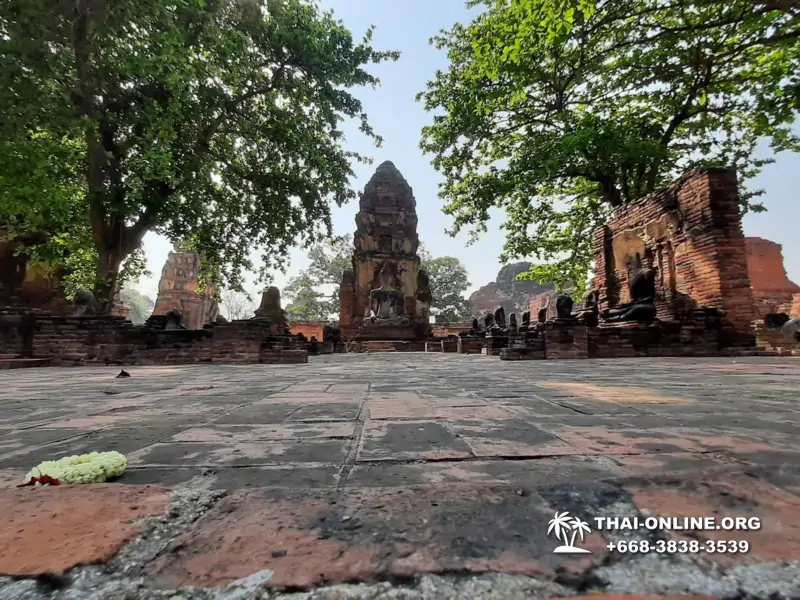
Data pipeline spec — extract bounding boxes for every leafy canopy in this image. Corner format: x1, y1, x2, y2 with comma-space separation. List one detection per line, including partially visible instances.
0, 0, 398, 307
417, 247, 473, 322
419, 0, 800, 291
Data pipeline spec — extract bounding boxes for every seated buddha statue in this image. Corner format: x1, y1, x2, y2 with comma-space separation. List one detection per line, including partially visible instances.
601, 265, 658, 324
368, 263, 409, 326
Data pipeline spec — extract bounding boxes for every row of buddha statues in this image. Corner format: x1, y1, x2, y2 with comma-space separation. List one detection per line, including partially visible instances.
461, 263, 660, 338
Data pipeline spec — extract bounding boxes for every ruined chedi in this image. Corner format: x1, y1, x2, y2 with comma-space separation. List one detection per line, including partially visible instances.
338, 161, 432, 340
151, 248, 219, 329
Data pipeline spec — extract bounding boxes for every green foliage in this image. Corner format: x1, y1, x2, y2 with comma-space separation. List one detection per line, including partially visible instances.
419, 0, 800, 290
421, 255, 472, 322
119, 287, 155, 325
282, 234, 352, 320
284, 272, 329, 321
0, 0, 398, 309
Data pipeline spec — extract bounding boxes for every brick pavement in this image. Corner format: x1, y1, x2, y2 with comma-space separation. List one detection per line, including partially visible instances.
0, 355, 798, 599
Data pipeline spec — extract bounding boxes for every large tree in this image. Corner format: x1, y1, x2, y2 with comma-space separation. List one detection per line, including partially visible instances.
0, 0, 398, 311
284, 273, 329, 321
417, 248, 472, 322
419, 0, 800, 291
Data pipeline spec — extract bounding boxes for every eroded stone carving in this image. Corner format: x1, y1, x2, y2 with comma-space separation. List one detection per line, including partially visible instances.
519, 311, 531, 332
575, 290, 600, 327
368, 263, 408, 325
493, 306, 506, 330
253, 286, 289, 334
164, 308, 187, 330
555, 295, 575, 321
509, 313, 518, 332
71, 289, 98, 317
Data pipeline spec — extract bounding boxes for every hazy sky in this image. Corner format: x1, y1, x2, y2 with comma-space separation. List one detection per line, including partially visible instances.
133, 0, 800, 300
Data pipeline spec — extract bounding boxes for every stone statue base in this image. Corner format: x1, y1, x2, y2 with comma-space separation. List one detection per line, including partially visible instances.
368, 315, 411, 327
340, 321, 430, 341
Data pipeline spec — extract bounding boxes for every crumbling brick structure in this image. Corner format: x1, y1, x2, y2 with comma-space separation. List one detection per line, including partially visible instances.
592, 168, 754, 345
151, 248, 219, 329
0, 229, 71, 315
745, 237, 800, 319
289, 321, 325, 340
338, 161, 432, 342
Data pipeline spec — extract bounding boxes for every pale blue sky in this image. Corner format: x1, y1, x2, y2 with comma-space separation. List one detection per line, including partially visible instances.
134, 0, 800, 300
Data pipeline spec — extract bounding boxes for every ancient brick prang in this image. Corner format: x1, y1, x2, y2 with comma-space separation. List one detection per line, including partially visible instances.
591, 168, 754, 344
152, 249, 219, 329
745, 237, 800, 319
338, 161, 431, 340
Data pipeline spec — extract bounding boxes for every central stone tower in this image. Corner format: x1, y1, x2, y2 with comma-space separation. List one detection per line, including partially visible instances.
338, 161, 432, 340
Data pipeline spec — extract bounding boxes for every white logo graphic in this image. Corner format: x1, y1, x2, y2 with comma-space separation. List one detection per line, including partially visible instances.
548, 511, 592, 554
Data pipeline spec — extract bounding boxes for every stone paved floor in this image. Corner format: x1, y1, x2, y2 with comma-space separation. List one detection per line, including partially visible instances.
0, 354, 799, 599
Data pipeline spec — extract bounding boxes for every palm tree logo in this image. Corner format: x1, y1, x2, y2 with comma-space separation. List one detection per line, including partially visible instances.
547, 511, 592, 554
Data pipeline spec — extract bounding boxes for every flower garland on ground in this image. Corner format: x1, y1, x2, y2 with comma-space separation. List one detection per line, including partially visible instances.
18, 451, 127, 486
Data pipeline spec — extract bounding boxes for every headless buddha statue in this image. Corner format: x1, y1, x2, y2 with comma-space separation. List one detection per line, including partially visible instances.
602, 256, 658, 324
368, 263, 409, 326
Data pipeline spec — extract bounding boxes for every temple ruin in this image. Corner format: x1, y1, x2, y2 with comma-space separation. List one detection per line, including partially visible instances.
467, 168, 798, 360
338, 161, 432, 343
1, 165, 798, 367
151, 248, 219, 329
745, 236, 800, 319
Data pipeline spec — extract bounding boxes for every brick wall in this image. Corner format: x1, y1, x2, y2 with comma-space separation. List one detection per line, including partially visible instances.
0, 309, 36, 357
592, 168, 754, 341
746, 237, 800, 318
430, 322, 472, 337
290, 321, 326, 340
529, 291, 559, 320
544, 322, 588, 359
2, 312, 307, 365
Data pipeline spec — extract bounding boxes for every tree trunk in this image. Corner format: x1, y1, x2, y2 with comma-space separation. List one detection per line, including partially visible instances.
94, 243, 125, 315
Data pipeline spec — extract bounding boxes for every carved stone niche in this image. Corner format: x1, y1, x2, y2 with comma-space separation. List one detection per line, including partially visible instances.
378, 235, 392, 252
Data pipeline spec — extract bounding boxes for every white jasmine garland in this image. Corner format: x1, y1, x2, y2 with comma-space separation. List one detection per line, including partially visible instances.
23, 451, 127, 485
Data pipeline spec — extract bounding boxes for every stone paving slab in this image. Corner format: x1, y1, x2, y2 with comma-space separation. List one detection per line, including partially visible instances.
0, 355, 799, 599
0, 484, 169, 575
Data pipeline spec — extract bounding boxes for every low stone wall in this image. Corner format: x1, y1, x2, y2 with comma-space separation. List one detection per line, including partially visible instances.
588, 321, 719, 358
458, 339, 485, 354
0, 311, 307, 365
